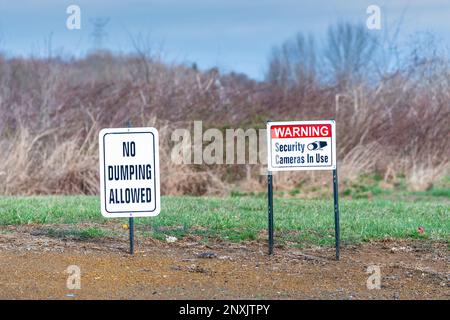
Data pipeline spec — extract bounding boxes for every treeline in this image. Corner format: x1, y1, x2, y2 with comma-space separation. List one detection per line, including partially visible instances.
0, 22, 448, 195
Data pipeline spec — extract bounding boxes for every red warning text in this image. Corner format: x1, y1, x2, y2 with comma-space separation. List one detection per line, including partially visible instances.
271, 124, 331, 139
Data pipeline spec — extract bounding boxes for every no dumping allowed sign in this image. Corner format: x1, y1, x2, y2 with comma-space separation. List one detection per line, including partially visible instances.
267, 120, 336, 171
99, 127, 160, 218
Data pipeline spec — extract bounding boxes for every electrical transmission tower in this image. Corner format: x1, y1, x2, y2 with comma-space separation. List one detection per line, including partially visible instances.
90, 17, 110, 51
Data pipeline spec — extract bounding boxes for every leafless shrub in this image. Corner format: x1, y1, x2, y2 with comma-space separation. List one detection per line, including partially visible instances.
0, 23, 448, 195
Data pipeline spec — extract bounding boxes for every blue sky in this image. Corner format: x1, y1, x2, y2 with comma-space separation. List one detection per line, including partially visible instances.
0, 0, 449, 79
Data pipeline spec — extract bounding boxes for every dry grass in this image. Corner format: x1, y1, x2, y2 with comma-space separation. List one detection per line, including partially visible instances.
0, 42, 449, 195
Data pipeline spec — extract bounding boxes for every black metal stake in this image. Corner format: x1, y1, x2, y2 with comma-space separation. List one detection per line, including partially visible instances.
127, 120, 135, 255
129, 216, 134, 255
268, 171, 274, 255
333, 168, 340, 260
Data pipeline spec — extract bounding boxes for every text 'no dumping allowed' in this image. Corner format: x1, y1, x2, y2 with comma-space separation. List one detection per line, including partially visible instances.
99, 127, 161, 218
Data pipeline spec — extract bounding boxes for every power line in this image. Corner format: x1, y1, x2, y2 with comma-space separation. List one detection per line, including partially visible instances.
90, 17, 110, 50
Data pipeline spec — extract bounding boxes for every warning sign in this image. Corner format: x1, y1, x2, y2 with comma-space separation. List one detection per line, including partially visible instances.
99, 127, 160, 217
267, 120, 336, 171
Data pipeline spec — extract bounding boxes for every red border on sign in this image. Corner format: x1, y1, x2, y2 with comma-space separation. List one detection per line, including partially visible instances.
271, 124, 331, 139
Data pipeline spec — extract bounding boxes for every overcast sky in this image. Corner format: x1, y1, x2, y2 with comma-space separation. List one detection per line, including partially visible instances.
0, 0, 449, 79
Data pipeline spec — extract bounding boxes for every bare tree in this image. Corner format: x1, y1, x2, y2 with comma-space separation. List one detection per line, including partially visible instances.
324, 22, 377, 87
266, 33, 317, 88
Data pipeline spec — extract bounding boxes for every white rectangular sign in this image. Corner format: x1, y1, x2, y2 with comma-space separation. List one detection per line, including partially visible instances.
99, 127, 160, 217
267, 120, 336, 171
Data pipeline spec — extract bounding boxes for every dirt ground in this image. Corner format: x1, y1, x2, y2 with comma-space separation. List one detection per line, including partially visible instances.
0, 225, 448, 300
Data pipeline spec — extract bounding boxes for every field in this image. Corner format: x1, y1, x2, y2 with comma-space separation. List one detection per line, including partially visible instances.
0, 17, 449, 301
0, 194, 448, 299
0, 195, 449, 246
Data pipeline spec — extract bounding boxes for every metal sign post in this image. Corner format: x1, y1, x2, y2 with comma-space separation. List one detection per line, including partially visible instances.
267, 170, 274, 255
333, 168, 340, 260
127, 121, 135, 255
129, 216, 135, 255
266, 120, 340, 260
99, 125, 161, 256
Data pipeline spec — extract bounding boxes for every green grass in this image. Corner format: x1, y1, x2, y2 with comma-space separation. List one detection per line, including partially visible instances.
413, 188, 450, 198
341, 174, 450, 201
0, 195, 448, 247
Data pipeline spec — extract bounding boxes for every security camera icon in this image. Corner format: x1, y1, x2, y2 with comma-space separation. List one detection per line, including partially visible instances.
307, 141, 327, 151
